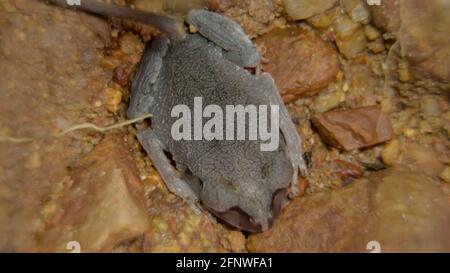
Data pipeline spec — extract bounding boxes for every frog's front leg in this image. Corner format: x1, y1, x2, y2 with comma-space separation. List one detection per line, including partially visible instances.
127, 36, 170, 119
258, 73, 308, 196
137, 128, 202, 213
186, 9, 260, 68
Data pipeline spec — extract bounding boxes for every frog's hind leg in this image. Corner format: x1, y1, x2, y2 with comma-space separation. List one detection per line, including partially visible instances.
186, 9, 260, 68
258, 73, 308, 196
137, 128, 202, 214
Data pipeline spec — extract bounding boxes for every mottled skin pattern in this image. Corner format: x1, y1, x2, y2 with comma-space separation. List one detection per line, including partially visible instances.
128, 10, 306, 232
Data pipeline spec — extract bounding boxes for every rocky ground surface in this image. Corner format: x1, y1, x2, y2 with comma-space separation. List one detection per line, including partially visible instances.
0, 0, 449, 252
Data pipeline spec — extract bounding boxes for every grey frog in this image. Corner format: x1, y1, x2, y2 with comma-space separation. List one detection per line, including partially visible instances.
128, 9, 306, 232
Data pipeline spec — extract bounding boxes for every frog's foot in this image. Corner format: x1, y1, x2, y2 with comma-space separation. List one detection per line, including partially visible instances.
257, 73, 308, 196
186, 9, 260, 69
137, 128, 202, 213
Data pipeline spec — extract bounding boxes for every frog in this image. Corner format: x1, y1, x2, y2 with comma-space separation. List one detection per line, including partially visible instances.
127, 9, 307, 232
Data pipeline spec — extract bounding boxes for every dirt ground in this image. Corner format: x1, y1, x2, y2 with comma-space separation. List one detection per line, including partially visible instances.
0, 0, 449, 252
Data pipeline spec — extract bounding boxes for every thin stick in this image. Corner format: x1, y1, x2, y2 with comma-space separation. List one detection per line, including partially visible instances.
0, 113, 152, 144
55, 113, 152, 137
0, 136, 34, 144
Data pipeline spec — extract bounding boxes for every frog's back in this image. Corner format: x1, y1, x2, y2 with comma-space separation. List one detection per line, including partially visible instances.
152, 34, 281, 180
155, 34, 261, 116
154, 34, 268, 148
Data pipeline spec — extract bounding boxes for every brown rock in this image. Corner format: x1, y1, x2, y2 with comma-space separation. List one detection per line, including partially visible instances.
247, 175, 372, 252
366, 168, 450, 252
368, 0, 401, 33
398, 0, 450, 82
369, 0, 450, 82
247, 167, 450, 252
113, 65, 130, 87
311, 106, 393, 151
256, 28, 339, 102
328, 160, 363, 181
39, 135, 149, 252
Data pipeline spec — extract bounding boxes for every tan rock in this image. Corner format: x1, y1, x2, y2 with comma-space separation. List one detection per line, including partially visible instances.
381, 139, 400, 166
342, 0, 370, 24
335, 27, 367, 59
283, 0, 338, 20
364, 25, 380, 41
39, 135, 149, 252
440, 166, 450, 183
311, 106, 393, 151
306, 7, 339, 29
404, 144, 445, 178
104, 87, 123, 113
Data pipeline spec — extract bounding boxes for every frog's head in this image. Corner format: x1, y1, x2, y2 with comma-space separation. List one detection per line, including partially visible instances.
197, 145, 294, 233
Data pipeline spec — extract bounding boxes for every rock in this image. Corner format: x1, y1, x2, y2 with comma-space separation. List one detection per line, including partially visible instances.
283, 0, 338, 20
142, 189, 231, 252
440, 166, 450, 183
342, 0, 370, 24
0, 0, 113, 251
226, 231, 246, 252
344, 62, 379, 108
104, 87, 123, 113
364, 25, 380, 41
313, 90, 346, 113
368, 0, 401, 33
381, 139, 400, 166
247, 167, 450, 252
371, 0, 450, 82
334, 14, 360, 37
329, 160, 363, 180
306, 6, 339, 29
113, 65, 130, 87
367, 39, 385, 54
421, 95, 442, 118
366, 168, 450, 252
398, 0, 450, 82
247, 173, 372, 252
208, 0, 287, 38
334, 15, 367, 58
311, 106, 393, 151
256, 27, 339, 102
39, 135, 149, 252
404, 144, 445, 178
